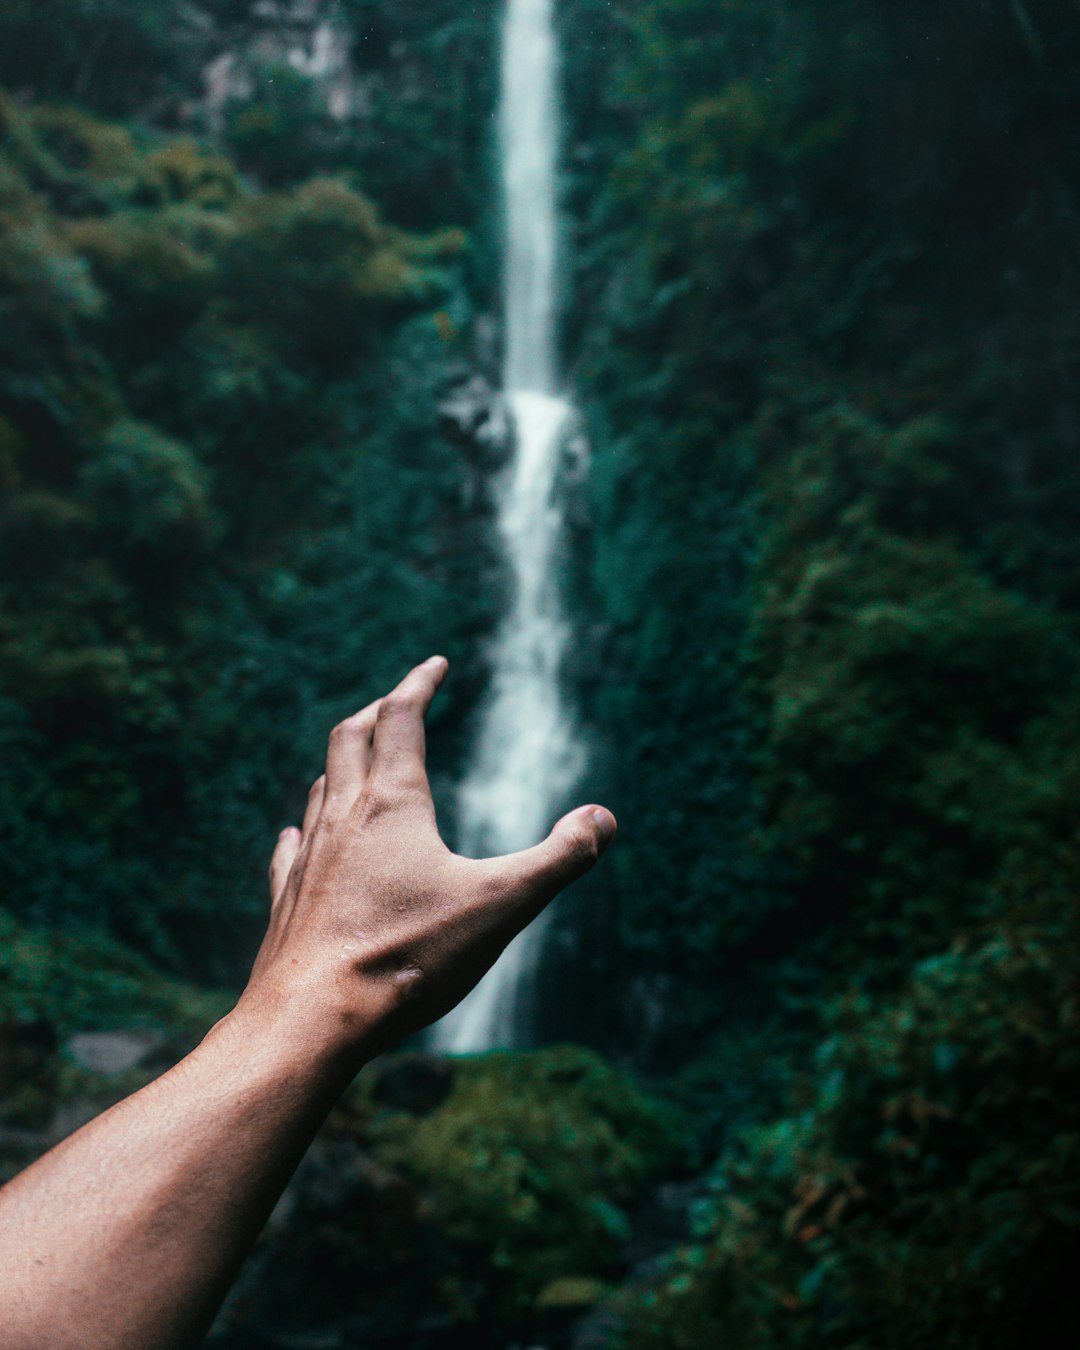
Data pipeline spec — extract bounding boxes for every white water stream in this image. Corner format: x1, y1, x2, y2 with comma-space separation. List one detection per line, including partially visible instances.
433, 0, 583, 1053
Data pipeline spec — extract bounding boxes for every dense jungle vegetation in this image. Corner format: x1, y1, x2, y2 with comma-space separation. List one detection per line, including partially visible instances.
1, 2, 1078, 1347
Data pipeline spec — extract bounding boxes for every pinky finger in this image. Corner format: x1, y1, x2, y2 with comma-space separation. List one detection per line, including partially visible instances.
269, 826, 301, 907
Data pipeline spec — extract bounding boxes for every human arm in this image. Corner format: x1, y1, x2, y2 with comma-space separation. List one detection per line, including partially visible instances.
0, 656, 616, 1349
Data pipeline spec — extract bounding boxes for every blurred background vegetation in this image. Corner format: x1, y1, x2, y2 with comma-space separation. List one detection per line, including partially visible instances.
1, 1, 1079, 1347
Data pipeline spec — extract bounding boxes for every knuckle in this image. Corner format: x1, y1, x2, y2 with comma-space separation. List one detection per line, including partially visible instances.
380, 690, 418, 719
564, 824, 600, 866
364, 776, 430, 821
390, 963, 426, 1007
394, 766, 429, 797
361, 782, 397, 819
320, 789, 347, 820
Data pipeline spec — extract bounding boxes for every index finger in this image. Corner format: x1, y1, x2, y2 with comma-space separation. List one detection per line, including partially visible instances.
369, 656, 448, 791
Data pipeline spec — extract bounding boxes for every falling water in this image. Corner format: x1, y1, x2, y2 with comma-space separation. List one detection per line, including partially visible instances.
434, 0, 583, 1053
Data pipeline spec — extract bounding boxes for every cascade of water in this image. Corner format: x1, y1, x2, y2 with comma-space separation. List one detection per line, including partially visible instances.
433, 0, 583, 1053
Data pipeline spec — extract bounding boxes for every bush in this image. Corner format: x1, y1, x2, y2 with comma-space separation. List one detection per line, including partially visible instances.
621, 873, 1080, 1350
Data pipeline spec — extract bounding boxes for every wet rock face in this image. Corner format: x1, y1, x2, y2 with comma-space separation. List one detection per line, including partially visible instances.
438, 375, 511, 471
201, 1, 361, 129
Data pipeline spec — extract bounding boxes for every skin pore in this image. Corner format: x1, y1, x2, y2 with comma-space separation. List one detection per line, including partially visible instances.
0, 656, 616, 1349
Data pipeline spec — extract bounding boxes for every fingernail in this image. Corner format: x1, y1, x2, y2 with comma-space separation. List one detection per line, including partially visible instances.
425, 654, 448, 669
591, 808, 617, 848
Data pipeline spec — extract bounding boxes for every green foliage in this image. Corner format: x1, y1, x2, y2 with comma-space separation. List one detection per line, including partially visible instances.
0, 906, 228, 1038
374, 1047, 676, 1315
224, 62, 329, 189
81, 419, 214, 557
751, 400, 1080, 954
378, 1047, 666, 1269
330, 0, 502, 231
565, 0, 1080, 1002
210, 0, 502, 248
217, 176, 441, 369
621, 870, 1080, 1349
0, 1, 179, 115
561, 2, 1080, 1345
195, 1048, 676, 1346
0, 93, 484, 976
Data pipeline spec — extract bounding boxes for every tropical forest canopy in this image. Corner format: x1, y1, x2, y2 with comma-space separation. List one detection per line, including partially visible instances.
1, 2, 1078, 1347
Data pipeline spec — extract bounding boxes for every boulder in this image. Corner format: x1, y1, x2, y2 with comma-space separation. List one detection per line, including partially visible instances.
65, 1028, 168, 1075
438, 375, 511, 469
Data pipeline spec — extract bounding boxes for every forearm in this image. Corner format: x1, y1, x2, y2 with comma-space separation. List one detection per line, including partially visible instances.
0, 993, 363, 1350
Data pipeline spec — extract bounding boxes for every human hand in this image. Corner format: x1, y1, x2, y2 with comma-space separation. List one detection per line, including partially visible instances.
244, 657, 615, 1060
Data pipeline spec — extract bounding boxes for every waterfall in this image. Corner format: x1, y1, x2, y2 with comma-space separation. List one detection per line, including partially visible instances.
434, 0, 583, 1053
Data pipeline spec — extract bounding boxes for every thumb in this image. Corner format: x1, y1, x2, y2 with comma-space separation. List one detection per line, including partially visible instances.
484, 805, 618, 912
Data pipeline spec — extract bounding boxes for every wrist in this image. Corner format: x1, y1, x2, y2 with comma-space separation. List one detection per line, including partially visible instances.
224, 971, 381, 1088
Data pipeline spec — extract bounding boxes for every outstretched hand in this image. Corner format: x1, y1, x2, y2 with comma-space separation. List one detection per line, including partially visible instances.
0, 655, 615, 1350
245, 656, 616, 1058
